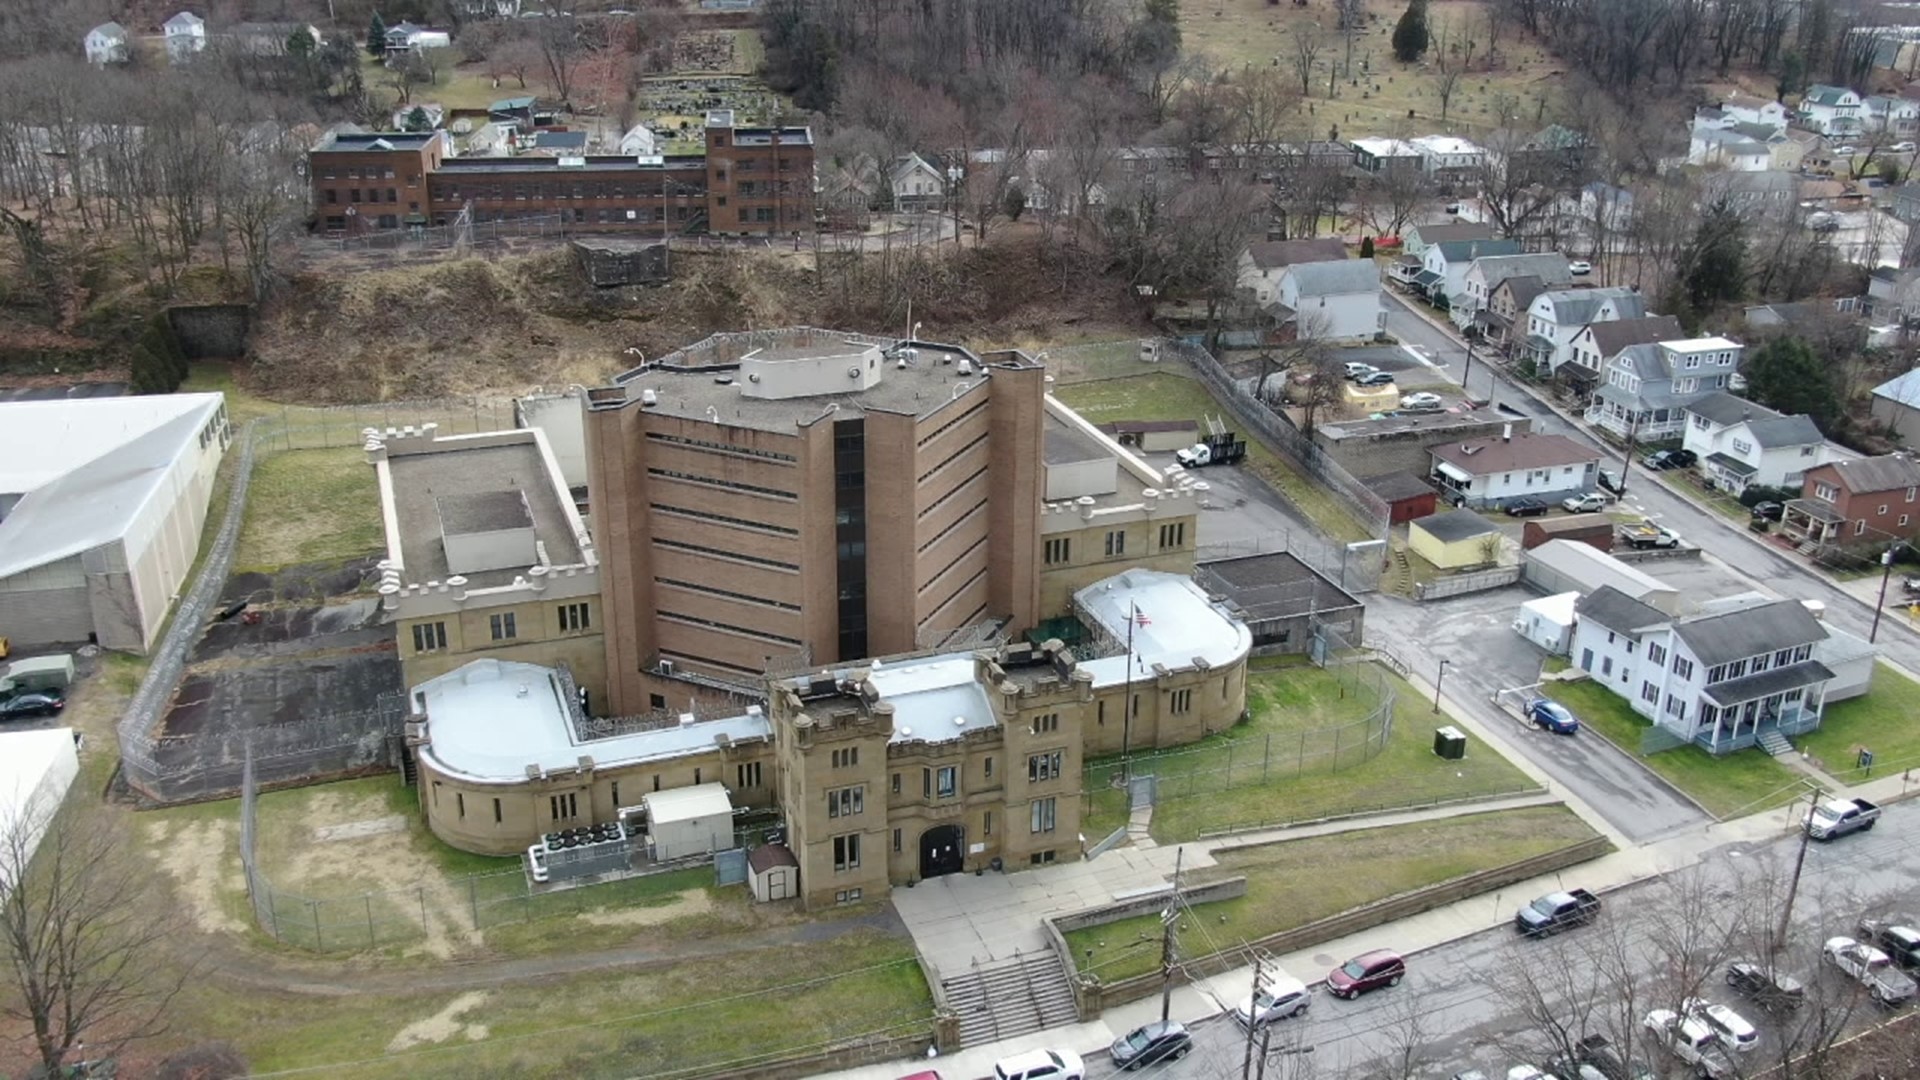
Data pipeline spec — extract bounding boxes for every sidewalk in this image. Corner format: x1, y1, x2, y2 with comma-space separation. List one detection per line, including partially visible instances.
824, 770, 1920, 1080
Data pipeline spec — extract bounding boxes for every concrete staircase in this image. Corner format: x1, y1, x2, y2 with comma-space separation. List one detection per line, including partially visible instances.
1757, 728, 1796, 758
942, 952, 1079, 1047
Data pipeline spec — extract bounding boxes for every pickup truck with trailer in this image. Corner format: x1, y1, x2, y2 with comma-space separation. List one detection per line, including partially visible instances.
1175, 431, 1247, 468
1515, 888, 1602, 936
1618, 521, 1681, 549
1804, 797, 1879, 840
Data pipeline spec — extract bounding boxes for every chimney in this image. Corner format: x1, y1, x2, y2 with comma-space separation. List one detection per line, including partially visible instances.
1502, 423, 1513, 442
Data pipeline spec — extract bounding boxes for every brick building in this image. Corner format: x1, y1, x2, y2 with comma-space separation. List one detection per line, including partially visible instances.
1782, 454, 1920, 548
308, 109, 813, 237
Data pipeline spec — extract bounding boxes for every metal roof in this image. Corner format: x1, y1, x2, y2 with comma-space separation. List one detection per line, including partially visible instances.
1671, 601, 1828, 667
1701, 660, 1835, 708
1412, 508, 1500, 543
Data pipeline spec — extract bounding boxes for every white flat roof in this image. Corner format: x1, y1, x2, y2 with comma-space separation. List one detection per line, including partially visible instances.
642, 782, 732, 824
1521, 591, 1580, 621
0, 394, 224, 580
1529, 540, 1677, 596
1074, 570, 1253, 690
868, 653, 997, 745
415, 659, 772, 784
1662, 336, 1742, 352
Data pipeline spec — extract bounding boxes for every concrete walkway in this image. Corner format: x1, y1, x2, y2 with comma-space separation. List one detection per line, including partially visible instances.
823, 770, 1920, 1080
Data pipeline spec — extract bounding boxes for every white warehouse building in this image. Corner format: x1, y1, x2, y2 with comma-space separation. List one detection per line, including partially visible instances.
0, 393, 230, 653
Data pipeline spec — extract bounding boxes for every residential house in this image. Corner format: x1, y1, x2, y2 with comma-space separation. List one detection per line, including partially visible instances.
620, 124, 657, 156
1417, 238, 1523, 309
1782, 454, 1920, 546
527, 130, 588, 156
1349, 137, 1424, 173
1682, 391, 1829, 493
1237, 238, 1350, 305
1454, 253, 1572, 332
1521, 286, 1648, 374
1869, 369, 1920, 445
1409, 135, 1485, 188
385, 21, 452, 57
1562, 315, 1685, 396
1479, 274, 1549, 350
1864, 94, 1920, 138
391, 103, 447, 131
1496, 124, 1591, 181
1866, 266, 1920, 321
83, 22, 128, 64
1570, 586, 1835, 756
1273, 259, 1383, 341
1719, 93, 1790, 132
1428, 430, 1601, 510
1800, 85, 1867, 136
1698, 171, 1796, 220
889, 152, 946, 210
1744, 297, 1866, 337
1772, 129, 1821, 172
1586, 337, 1744, 440
164, 11, 206, 62
1688, 126, 1774, 171
1403, 220, 1495, 259
1578, 181, 1635, 235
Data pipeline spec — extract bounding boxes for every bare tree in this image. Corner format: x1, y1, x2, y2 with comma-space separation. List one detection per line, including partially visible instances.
535, 17, 583, 104
1290, 23, 1324, 98
1355, 162, 1432, 238
1, 783, 194, 1073
488, 37, 539, 90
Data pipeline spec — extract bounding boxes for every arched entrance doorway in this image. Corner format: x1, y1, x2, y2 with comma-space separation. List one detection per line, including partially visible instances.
919, 824, 964, 879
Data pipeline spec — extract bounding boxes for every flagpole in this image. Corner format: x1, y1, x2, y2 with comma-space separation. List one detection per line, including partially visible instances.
1121, 603, 1135, 784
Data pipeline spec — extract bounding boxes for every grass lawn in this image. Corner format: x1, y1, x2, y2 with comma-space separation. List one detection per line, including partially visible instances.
1546, 678, 1805, 819
1065, 805, 1601, 981
1106, 661, 1536, 841
1797, 662, 1920, 783
232, 446, 383, 572
1052, 373, 1371, 543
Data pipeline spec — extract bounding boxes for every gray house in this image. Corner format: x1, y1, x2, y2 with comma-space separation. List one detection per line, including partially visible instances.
1587, 336, 1744, 440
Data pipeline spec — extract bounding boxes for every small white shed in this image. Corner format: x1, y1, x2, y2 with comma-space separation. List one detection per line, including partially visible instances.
747, 843, 799, 902
1513, 591, 1579, 655
642, 783, 734, 862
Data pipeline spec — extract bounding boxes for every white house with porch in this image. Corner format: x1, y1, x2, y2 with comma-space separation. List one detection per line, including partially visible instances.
1570, 587, 1838, 756
1428, 429, 1600, 510
1682, 391, 1829, 494
1586, 336, 1743, 441
1522, 286, 1648, 374
1799, 85, 1865, 136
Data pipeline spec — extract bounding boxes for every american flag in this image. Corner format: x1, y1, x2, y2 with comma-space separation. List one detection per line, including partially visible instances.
1132, 604, 1151, 627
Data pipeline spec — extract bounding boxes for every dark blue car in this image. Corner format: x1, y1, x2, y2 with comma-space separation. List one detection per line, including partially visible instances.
1526, 697, 1579, 735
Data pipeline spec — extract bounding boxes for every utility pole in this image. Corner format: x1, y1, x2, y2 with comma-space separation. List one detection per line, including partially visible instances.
1461, 336, 1476, 400
1241, 955, 1265, 1080
1159, 847, 1183, 1022
1433, 658, 1450, 713
1871, 542, 1903, 642
1618, 411, 1641, 494
1775, 781, 1820, 955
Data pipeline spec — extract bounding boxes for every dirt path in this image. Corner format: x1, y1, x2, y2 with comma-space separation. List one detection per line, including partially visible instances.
177, 901, 910, 997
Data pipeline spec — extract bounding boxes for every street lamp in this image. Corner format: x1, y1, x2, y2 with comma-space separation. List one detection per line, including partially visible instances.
1433, 658, 1450, 714
946, 165, 964, 245
1871, 541, 1905, 643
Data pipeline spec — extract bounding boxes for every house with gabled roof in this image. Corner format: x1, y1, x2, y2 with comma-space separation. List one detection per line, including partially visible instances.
1869, 368, 1920, 445
1799, 85, 1865, 136
1237, 238, 1349, 305
1586, 336, 1743, 440
1454, 253, 1573, 331
1428, 429, 1600, 510
1783, 453, 1920, 547
1719, 93, 1790, 132
1271, 259, 1383, 341
1562, 315, 1685, 395
1520, 285, 1647, 374
1682, 391, 1830, 493
1478, 274, 1549, 350
1688, 126, 1773, 171
163, 11, 206, 62
84, 22, 129, 64
1403, 220, 1495, 258
1417, 238, 1522, 310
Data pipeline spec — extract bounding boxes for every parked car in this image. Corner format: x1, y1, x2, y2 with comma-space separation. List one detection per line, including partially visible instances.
1505, 1067, 1560, 1080
1682, 998, 1758, 1053
1355, 370, 1397, 386
1805, 796, 1879, 840
1823, 936, 1918, 1006
1725, 961, 1806, 1011
1810, 215, 1842, 233
1234, 973, 1312, 1027
1515, 888, 1602, 936
1643, 1009, 1737, 1079
1344, 361, 1381, 380
1894, 141, 1917, 153
1858, 919, 1920, 971
1750, 501, 1785, 522
1618, 521, 1681, 549
993, 1049, 1085, 1080
1504, 497, 1551, 517
1326, 949, 1406, 998
1400, 392, 1445, 412
1568, 260, 1593, 275
1109, 1020, 1192, 1070
0, 691, 64, 721
1568, 1033, 1656, 1080
1562, 492, 1609, 513
1598, 469, 1626, 495
1641, 448, 1697, 470
1831, 145, 1860, 156
1525, 697, 1580, 735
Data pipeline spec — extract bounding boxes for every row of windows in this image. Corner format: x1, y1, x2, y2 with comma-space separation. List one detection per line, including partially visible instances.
437, 179, 705, 202
324, 188, 406, 205
916, 499, 987, 555
656, 576, 800, 612
408, 604, 590, 651
918, 535, 988, 601
644, 430, 797, 463
320, 166, 402, 181
652, 536, 798, 573
917, 466, 988, 522
657, 609, 802, 648
653, 502, 800, 536
1705, 644, 1814, 684
916, 399, 988, 449
646, 466, 795, 501
916, 432, 989, 486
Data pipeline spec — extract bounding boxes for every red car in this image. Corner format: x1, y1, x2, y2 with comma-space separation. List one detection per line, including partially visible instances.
1326, 949, 1406, 998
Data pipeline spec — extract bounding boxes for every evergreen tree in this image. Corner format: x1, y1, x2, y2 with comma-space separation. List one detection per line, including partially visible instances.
1392, 0, 1430, 63
406, 106, 430, 131
1776, 50, 1805, 101
367, 12, 387, 57
1674, 196, 1747, 322
1359, 236, 1376, 258
1744, 337, 1841, 427
286, 26, 315, 59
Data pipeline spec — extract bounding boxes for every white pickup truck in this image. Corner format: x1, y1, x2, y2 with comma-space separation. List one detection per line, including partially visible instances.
1644, 1009, 1737, 1078
1824, 936, 1919, 1006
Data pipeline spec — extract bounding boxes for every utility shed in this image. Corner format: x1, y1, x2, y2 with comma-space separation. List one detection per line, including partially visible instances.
1522, 514, 1615, 552
1409, 508, 1503, 570
1513, 591, 1579, 655
747, 843, 799, 902
642, 783, 735, 862
0, 728, 79, 899
1524, 539, 1680, 615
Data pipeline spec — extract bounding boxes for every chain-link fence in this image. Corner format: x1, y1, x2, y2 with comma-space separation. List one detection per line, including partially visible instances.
1040, 339, 1190, 385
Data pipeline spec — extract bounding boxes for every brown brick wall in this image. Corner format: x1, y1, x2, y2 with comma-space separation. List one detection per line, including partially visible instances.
987, 365, 1045, 631
311, 144, 440, 229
